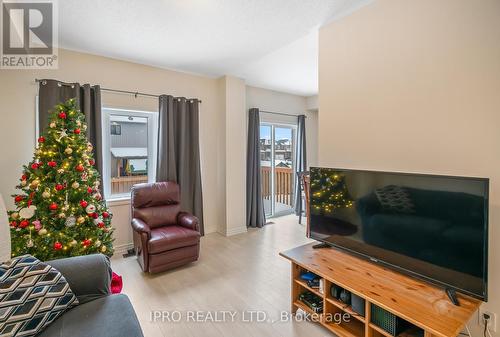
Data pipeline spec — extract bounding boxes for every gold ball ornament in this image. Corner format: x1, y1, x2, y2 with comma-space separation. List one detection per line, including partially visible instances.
30, 179, 40, 188
58, 213, 66, 219
57, 169, 64, 174
65, 147, 73, 155
11, 212, 19, 219
69, 239, 77, 246
77, 216, 85, 224
95, 240, 102, 247
101, 246, 107, 253
71, 182, 80, 189
49, 122, 56, 128
42, 190, 50, 198
38, 228, 48, 236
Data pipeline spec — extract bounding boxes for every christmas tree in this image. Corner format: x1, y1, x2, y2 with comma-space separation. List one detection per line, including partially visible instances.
8, 98, 114, 260
310, 170, 354, 215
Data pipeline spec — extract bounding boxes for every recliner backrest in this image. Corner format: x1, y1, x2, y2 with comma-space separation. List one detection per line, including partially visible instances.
131, 182, 181, 228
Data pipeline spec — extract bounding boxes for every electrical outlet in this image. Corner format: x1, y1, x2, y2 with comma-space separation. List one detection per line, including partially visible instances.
479, 308, 497, 333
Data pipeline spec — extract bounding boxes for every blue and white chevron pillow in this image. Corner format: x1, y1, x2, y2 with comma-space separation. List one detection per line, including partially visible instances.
0, 255, 78, 337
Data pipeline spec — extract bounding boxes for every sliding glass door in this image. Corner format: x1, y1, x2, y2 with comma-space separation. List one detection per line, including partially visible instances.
260, 123, 296, 217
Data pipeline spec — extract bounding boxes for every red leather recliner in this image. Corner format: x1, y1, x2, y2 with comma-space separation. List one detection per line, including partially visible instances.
131, 182, 200, 273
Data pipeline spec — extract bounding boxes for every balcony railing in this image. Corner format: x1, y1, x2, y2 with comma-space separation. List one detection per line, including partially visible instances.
111, 175, 148, 194
261, 166, 294, 207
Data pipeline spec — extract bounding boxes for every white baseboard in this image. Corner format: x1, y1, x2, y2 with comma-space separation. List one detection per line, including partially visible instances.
113, 243, 134, 256
222, 226, 248, 237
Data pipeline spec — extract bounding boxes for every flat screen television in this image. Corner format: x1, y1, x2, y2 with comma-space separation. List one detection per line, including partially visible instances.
309, 167, 489, 301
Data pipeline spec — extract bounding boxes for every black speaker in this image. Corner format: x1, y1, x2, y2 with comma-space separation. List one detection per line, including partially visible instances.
330, 284, 343, 299
351, 293, 365, 317
339, 289, 351, 305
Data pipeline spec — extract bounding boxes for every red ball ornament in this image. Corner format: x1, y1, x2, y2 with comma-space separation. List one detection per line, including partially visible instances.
31, 163, 39, 170
102, 212, 110, 219
82, 239, 91, 247
19, 220, 29, 228
58, 111, 67, 119
47, 161, 57, 167
55, 184, 64, 191
97, 222, 105, 228
10, 221, 18, 227
14, 195, 24, 203
91, 212, 99, 219
54, 242, 63, 250
89, 159, 95, 166
80, 200, 88, 208
73, 128, 81, 134
87, 187, 93, 194
21, 174, 27, 180
49, 202, 58, 211
75, 164, 84, 172
37, 136, 45, 143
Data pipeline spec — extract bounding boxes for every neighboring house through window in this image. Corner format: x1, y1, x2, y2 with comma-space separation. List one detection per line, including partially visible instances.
102, 108, 159, 199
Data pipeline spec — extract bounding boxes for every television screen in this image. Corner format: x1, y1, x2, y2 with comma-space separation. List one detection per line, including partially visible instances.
309, 167, 489, 300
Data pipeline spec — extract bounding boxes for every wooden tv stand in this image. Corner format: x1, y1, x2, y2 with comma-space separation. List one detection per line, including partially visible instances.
279, 243, 482, 337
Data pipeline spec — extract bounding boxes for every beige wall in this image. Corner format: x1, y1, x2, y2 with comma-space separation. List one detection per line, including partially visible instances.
318, 0, 500, 333
246, 86, 319, 167
0, 49, 223, 253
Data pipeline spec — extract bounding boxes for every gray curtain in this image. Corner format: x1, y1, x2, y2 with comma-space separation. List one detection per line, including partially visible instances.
246, 108, 266, 228
38, 79, 103, 177
157, 95, 204, 235
294, 115, 307, 215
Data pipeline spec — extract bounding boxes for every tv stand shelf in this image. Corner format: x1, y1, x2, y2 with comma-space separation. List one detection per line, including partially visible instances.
280, 243, 482, 337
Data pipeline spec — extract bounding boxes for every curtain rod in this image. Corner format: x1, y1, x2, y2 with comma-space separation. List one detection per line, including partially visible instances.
35, 79, 202, 103
260, 109, 306, 118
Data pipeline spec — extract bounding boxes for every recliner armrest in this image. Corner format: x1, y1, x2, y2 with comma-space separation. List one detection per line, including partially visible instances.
177, 212, 200, 232
131, 218, 151, 236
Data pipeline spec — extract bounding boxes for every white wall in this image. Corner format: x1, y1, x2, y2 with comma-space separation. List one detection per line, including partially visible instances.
246, 86, 318, 167
318, 0, 500, 334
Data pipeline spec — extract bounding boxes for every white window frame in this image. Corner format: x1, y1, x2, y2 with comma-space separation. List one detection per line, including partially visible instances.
102, 107, 159, 200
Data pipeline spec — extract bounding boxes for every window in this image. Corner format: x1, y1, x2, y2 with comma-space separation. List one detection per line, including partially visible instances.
102, 108, 158, 199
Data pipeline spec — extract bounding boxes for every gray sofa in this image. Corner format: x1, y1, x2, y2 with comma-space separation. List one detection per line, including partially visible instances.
39, 254, 144, 337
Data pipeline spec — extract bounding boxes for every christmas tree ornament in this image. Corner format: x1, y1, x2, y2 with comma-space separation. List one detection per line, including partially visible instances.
73, 128, 81, 134
19, 220, 29, 228
10, 221, 17, 227
81, 172, 88, 181
65, 216, 76, 227
19, 205, 37, 219
14, 195, 24, 203
58, 213, 66, 219
87, 187, 93, 193
11, 212, 19, 219
49, 121, 56, 128
85, 204, 96, 214
77, 216, 86, 224
93, 193, 102, 201
55, 184, 64, 191
30, 179, 40, 189
95, 240, 102, 247
101, 246, 107, 253
89, 159, 95, 166
49, 202, 58, 211
90, 212, 99, 219
38, 136, 45, 143
82, 124, 87, 131
75, 164, 84, 172
27, 239, 34, 248
31, 163, 39, 170
21, 180, 27, 186
32, 220, 42, 231
65, 147, 73, 155
38, 228, 48, 236
71, 182, 80, 189
58, 111, 67, 119
97, 222, 105, 228
47, 161, 57, 167
69, 239, 77, 246
42, 190, 51, 198
82, 239, 91, 247
54, 242, 63, 250
56, 129, 68, 141
80, 200, 88, 208
76, 120, 82, 127
57, 168, 65, 174
102, 211, 110, 218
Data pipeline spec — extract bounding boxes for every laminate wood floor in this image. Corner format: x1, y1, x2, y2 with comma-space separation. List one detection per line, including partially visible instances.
111, 214, 332, 337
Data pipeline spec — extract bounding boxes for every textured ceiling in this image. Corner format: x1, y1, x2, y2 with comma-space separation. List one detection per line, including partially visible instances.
59, 0, 372, 96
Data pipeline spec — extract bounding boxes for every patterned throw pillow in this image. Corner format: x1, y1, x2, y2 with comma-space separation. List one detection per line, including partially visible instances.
0, 255, 78, 337
374, 185, 416, 214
